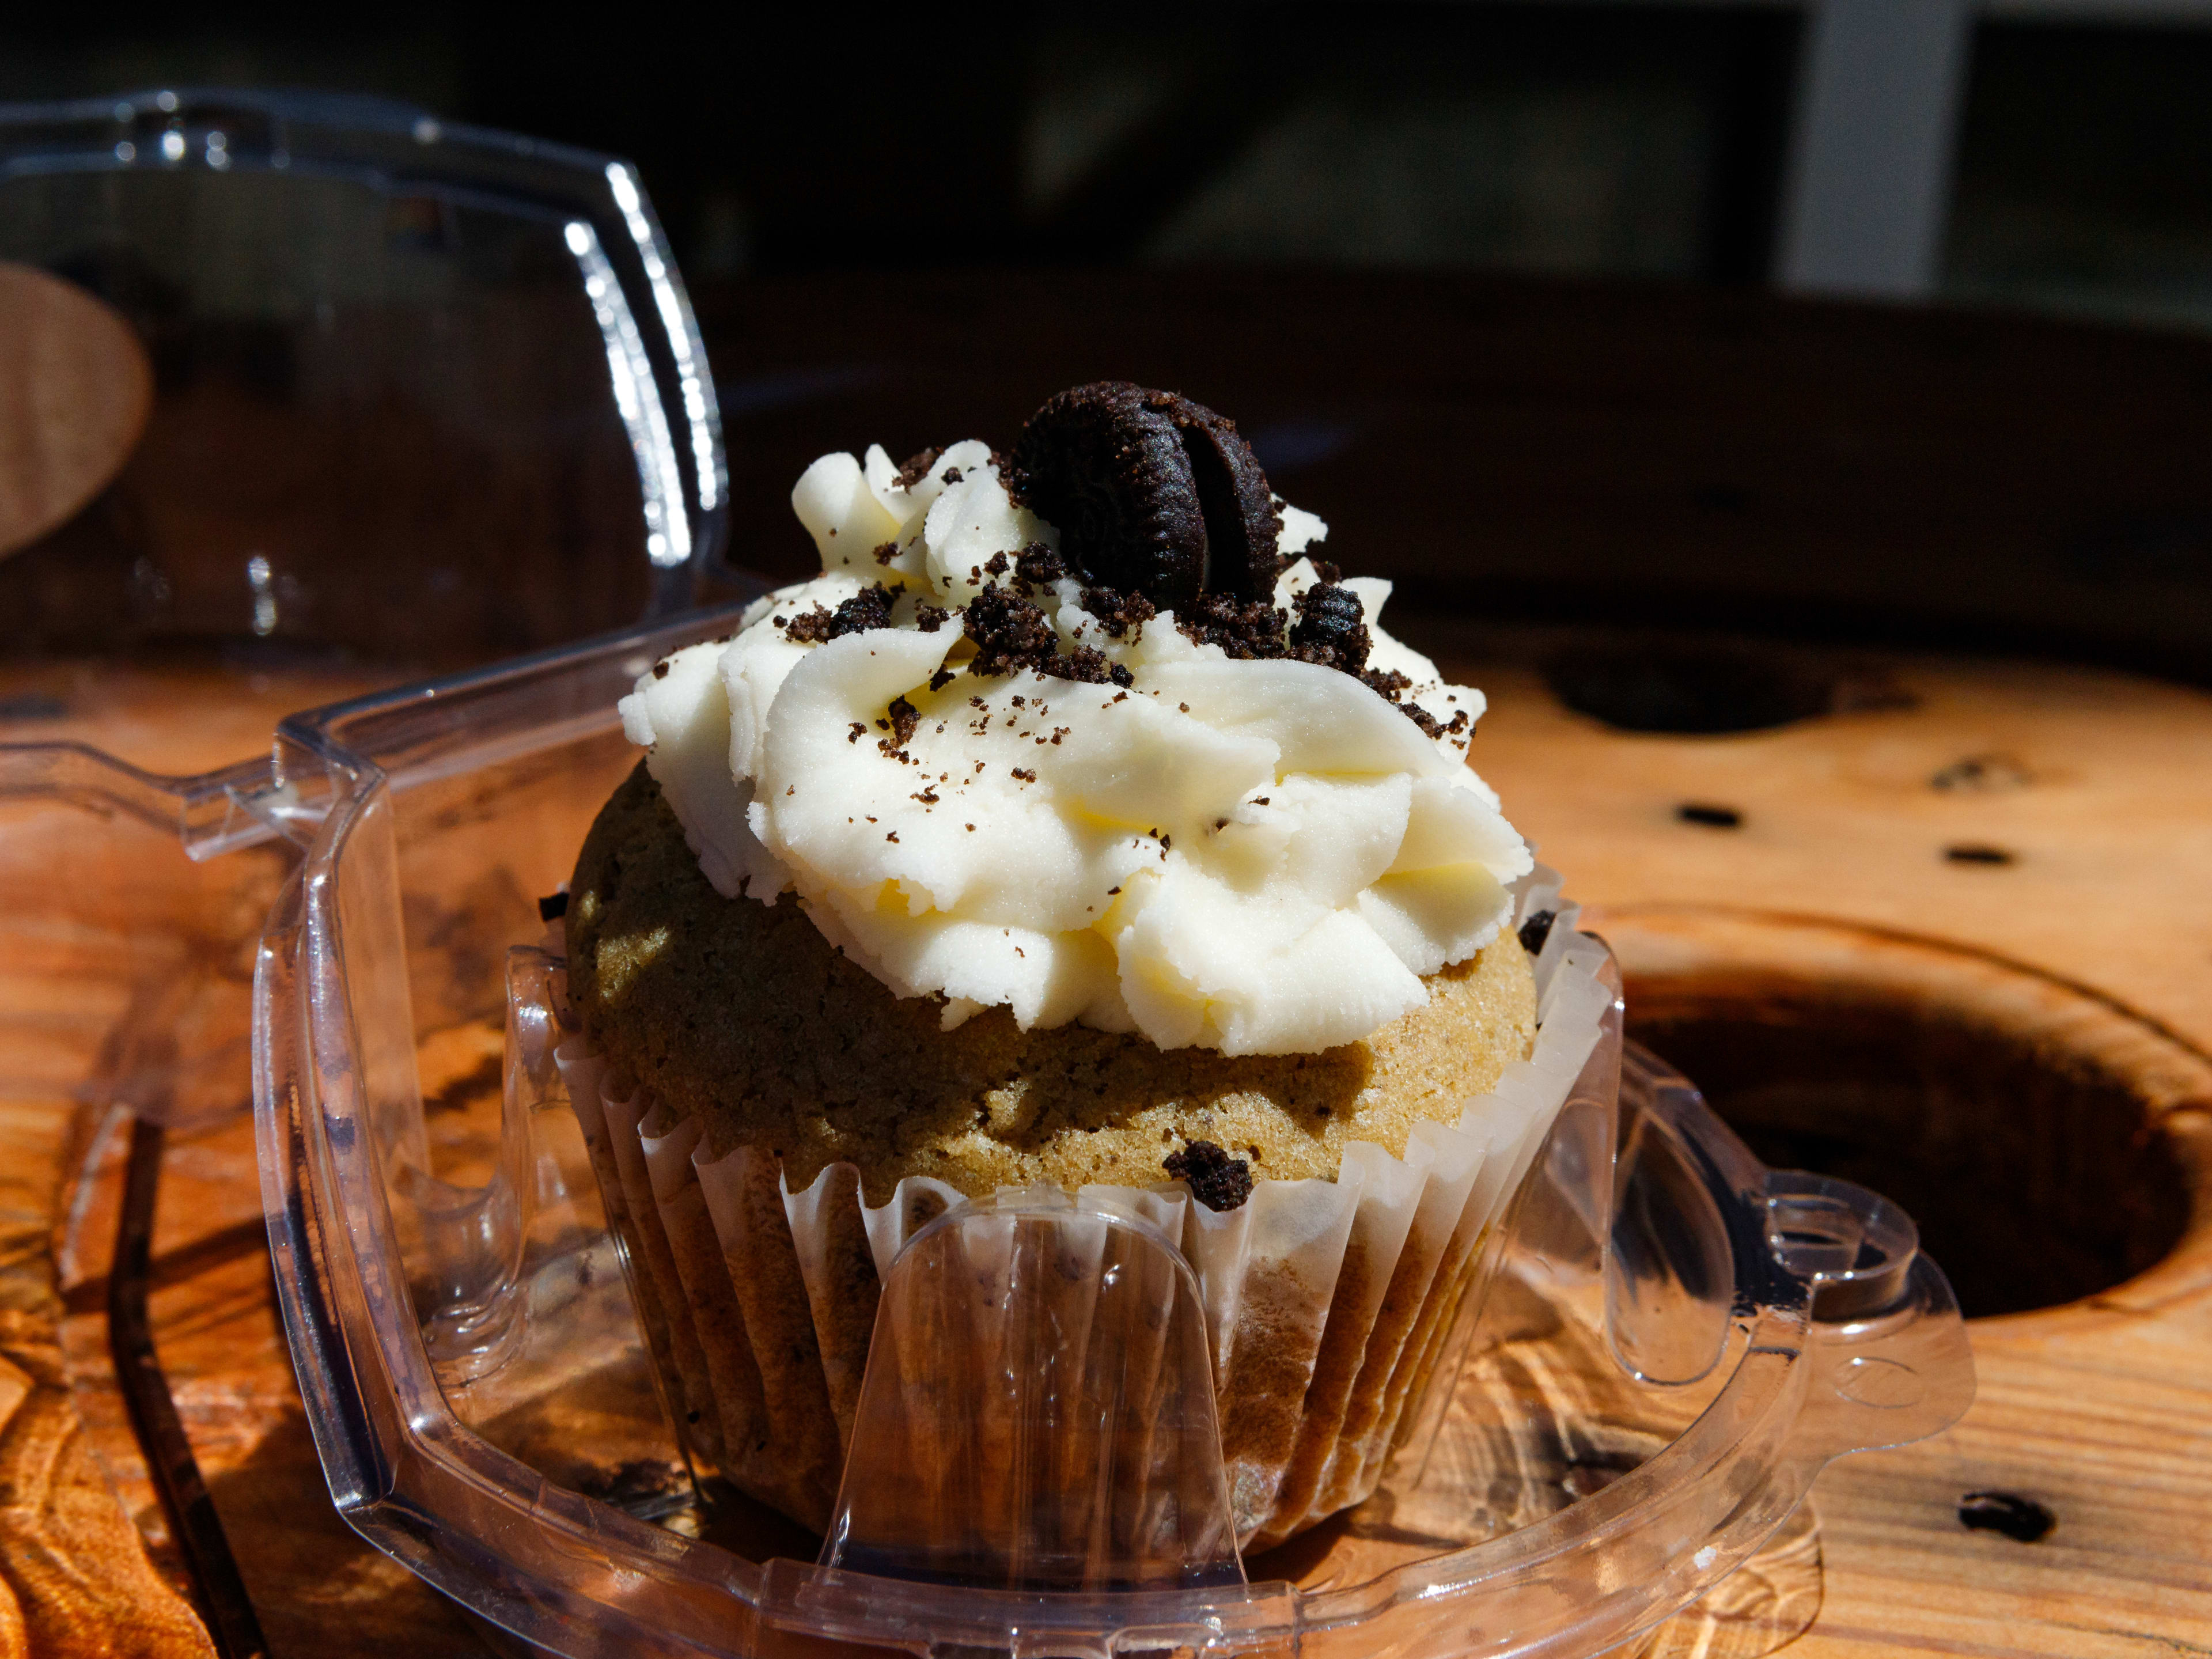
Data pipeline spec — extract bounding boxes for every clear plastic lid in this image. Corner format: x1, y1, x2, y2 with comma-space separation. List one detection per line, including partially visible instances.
0, 88, 726, 1127
0, 104, 728, 1648
251, 605, 1975, 1658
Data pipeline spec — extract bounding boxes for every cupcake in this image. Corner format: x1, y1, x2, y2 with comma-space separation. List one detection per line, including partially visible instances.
557, 384, 1607, 1548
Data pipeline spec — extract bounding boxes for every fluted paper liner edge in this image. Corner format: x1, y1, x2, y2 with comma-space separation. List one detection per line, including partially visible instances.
547, 872, 1611, 1548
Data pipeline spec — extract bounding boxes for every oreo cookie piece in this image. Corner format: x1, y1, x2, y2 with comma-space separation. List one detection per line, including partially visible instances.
1013, 382, 1281, 609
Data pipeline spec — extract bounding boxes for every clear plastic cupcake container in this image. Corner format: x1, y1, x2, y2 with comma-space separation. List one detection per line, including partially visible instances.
250, 604, 1975, 1658
0, 92, 725, 1643
0, 87, 726, 1133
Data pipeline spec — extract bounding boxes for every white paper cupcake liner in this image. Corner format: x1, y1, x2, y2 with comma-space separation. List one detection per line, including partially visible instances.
546, 868, 1613, 1548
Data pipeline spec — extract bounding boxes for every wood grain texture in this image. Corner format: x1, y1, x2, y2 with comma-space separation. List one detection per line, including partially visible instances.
1592, 909, 2212, 1659
7, 634, 2210, 1657
54, 1104, 498, 1659
1431, 630, 2212, 1657
1419, 626, 2212, 1067
0, 1093, 209, 1657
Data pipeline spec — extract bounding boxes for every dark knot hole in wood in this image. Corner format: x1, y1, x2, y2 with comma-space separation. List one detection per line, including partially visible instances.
1627, 984, 2194, 1320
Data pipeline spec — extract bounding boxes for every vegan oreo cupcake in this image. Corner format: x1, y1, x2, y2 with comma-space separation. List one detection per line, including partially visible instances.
557, 384, 1610, 1546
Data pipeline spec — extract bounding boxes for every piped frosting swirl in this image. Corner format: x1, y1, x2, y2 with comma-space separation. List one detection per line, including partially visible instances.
620, 427, 1531, 1057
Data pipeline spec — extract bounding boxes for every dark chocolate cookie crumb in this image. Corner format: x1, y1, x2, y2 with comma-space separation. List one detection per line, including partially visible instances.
886, 696, 920, 748
1041, 645, 1120, 686
1176, 593, 1290, 660
894, 446, 942, 488
964, 586, 1062, 676
1517, 910, 1556, 955
957, 587, 1133, 687
872, 540, 900, 566
537, 891, 569, 922
779, 608, 830, 642
1079, 585, 1157, 640
1361, 668, 1412, 702
927, 668, 957, 693
1288, 581, 1371, 675
1400, 700, 1446, 739
783, 584, 896, 644
1164, 1140, 1254, 1211
1013, 542, 1067, 591
940, 466, 964, 486
914, 603, 950, 633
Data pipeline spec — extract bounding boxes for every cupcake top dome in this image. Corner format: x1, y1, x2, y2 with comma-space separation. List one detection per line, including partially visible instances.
619, 384, 1531, 1056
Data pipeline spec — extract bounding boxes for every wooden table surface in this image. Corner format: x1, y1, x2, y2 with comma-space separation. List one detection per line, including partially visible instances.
1444, 627, 2212, 1659
2, 627, 2204, 1658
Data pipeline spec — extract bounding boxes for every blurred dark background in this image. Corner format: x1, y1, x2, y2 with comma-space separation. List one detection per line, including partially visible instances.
13, 2, 2212, 316
10, 0, 2212, 679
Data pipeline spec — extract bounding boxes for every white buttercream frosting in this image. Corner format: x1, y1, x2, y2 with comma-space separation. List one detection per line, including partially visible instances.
618, 442, 1532, 1056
